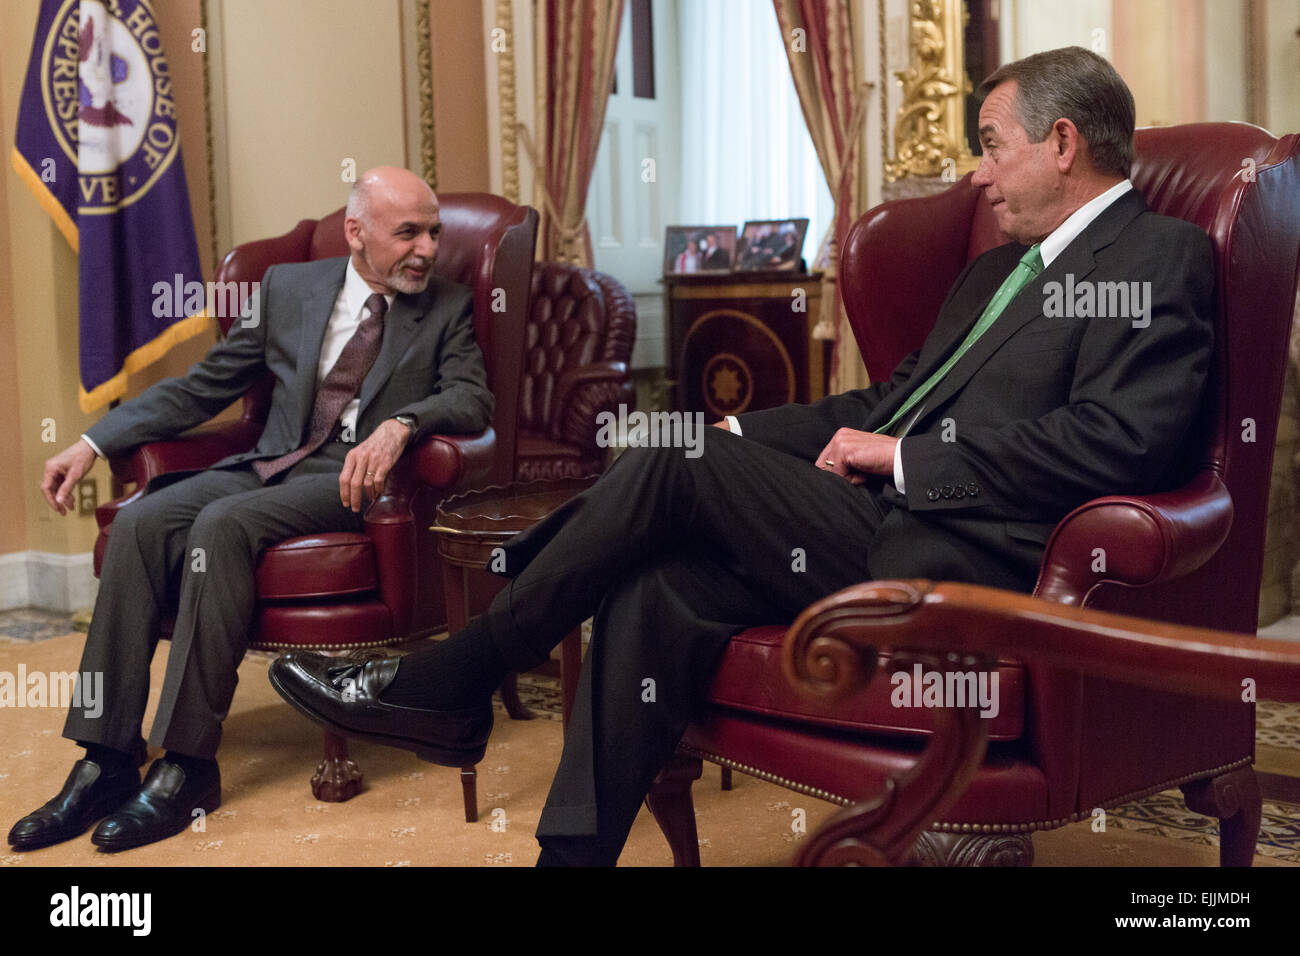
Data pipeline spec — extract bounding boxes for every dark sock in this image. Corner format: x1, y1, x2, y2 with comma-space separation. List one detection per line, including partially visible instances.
81, 743, 133, 773
164, 751, 218, 777
382, 617, 511, 710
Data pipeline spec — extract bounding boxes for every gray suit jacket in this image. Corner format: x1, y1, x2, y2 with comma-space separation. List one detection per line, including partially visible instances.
85, 257, 494, 467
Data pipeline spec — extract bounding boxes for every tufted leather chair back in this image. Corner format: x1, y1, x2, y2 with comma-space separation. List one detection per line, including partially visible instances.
514, 262, 637, 481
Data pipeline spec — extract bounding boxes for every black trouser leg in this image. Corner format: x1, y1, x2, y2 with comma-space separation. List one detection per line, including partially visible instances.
486, 427, 887, 669
485, 430, 889, 863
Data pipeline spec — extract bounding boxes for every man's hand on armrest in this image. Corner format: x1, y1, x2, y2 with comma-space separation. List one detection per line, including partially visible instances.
339, 418, 414, 513
41, 439, 99, 515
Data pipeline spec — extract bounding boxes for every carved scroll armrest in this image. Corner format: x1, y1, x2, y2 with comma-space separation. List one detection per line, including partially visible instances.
777, 579, 1300, 866
783, 579, 1300, 706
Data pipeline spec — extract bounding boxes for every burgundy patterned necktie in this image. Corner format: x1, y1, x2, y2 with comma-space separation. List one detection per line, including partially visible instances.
254, 292, 388, 481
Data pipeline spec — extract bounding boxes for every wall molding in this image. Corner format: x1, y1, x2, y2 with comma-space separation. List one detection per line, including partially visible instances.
0, 552, 98, 614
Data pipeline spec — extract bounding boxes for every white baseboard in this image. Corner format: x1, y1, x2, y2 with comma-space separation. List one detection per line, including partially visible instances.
0, 551, 98, 613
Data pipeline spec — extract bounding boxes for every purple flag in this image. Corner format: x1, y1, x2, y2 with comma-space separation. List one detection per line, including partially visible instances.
12, 0, 207, 412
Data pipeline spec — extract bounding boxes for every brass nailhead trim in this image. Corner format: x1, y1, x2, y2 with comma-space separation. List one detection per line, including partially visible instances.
683, 749, 1255, 835
249, 638, 397, 652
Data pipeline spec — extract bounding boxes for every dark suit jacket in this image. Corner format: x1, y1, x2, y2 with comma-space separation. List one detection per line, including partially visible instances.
735, 189, 1215, 591
85, 257, 494, 467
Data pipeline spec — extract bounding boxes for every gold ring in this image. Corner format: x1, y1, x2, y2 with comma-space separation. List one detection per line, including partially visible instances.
823, 459, 835, 467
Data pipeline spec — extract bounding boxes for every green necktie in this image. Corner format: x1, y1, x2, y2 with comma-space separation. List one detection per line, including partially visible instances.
875, 242, 1044, 436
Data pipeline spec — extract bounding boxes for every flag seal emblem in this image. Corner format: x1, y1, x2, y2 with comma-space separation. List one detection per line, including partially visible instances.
42, 0, 180, 215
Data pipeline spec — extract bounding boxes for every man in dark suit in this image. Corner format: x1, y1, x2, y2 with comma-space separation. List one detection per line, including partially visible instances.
9, 167, 493, 853
269, 47, 1214, 865
701, 232, 730, 270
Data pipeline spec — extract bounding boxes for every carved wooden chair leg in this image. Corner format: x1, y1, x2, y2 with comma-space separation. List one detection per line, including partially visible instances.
647, 751, 705, 866
461, 766, 478, 823
1181, 766, 1262, 867
312, 730, 362, 802
905, 831, 1034, 866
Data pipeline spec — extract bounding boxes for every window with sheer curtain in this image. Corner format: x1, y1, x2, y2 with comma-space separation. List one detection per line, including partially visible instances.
677, 0, 834, 265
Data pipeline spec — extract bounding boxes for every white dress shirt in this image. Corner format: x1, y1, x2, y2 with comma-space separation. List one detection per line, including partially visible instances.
725, 178, 1135, 495
83, 259, 393, 458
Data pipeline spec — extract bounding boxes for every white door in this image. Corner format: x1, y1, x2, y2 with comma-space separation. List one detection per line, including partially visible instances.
586, 0, 680, 370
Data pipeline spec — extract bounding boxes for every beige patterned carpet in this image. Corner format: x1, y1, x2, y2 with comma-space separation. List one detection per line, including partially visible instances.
0, 630, 1296, 867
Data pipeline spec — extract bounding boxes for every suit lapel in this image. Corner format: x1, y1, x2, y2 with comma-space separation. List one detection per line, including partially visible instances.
357, 287, 428, 420
908, 189, 1148, 429
292, 260, 348, 436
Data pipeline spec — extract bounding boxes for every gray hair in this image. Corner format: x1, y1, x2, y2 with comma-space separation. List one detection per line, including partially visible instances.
345, 179, 372, 225
977, 46, 1135, 178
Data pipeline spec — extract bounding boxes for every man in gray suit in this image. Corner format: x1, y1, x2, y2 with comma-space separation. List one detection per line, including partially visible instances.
9, 167, 493, 853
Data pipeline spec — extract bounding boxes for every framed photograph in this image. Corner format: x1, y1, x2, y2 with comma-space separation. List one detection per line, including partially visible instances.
663, 225, 737, 275
735, 218, 809, 272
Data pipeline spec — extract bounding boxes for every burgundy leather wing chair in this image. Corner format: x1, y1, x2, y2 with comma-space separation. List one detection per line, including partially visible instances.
515, 263, 637, 481
646, 123, 1300, 866
92, 193, 539, 803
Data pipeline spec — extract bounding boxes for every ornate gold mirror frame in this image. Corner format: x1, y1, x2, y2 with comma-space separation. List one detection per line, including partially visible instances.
884, 0, 977, 182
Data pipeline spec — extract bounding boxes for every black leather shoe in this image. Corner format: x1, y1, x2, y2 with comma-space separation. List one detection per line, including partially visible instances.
90, 759, 220, 852
269, 652, 493, 766
8, 757, 142, 851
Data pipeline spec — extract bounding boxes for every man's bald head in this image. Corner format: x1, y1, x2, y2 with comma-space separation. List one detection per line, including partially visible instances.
344, 167, 441, 295
346, 166, 437, 227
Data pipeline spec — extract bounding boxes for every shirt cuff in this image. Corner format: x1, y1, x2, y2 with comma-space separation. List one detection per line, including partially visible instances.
724, 415, 742, 436
893, 438, 905, 494
81, 434, 105, 459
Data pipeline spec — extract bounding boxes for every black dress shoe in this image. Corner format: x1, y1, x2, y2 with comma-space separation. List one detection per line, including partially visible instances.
8, 758, 142, 851
269, 652, 493, 766
90, 759, 220, 852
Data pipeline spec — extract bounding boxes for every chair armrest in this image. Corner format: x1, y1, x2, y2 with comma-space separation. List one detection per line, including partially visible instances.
783, 578, 1300, 707
554, 361, 630, 452
779, 577, 1300, 866
362, 429, 495, 635
108, 419, 264, 487
373, 429, 496, 516
1033, 469, 1233, 605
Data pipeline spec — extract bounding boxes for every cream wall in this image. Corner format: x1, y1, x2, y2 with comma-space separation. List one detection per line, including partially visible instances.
208, 0, 409, 250
1264, 0, 1300, 135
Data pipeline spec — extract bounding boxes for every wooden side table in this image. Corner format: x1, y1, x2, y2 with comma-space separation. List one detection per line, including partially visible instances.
432, 476, 597, 821
663, 271, 828, 416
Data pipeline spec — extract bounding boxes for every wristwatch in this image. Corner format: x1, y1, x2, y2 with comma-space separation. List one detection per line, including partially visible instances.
391, 414, 417, 436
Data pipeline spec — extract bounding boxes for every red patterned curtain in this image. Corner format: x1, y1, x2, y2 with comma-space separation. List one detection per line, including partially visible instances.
773, 0, 870, 390
526, 0, 624, 265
